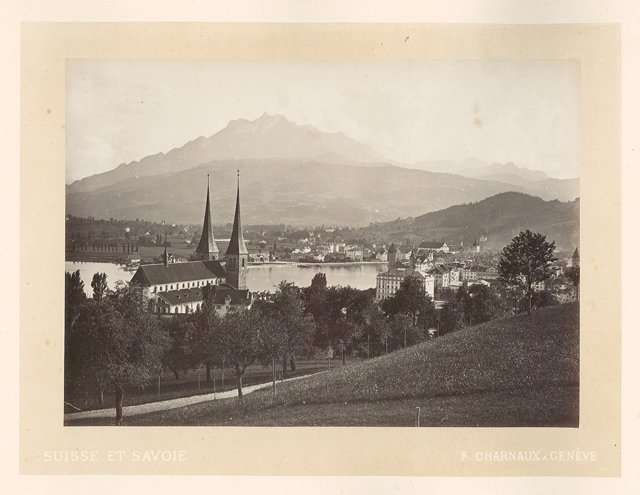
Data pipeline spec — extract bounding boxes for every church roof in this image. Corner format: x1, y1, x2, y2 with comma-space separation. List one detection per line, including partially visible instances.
208, 284, 252, 305
130, 260, 226, 286
157, 288, 205, 305
573, 247, 579, 258
156, 284, 252, 307
388, 243, 398, 254
226, 173, 248, 256
195, 177, 220, 256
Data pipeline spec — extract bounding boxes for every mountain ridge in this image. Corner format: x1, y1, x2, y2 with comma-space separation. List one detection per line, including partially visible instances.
357, 191, 579, 250
67, 113, 390, 194
66, 158, 578, 229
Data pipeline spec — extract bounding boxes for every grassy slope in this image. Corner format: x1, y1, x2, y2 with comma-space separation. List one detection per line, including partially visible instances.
75, 303, 579, 427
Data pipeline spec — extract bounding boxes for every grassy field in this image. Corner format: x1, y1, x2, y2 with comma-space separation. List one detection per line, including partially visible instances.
65, 358, 342, 413
69, 303, 579, 426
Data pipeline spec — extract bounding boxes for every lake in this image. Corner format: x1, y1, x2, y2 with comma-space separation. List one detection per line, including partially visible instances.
65, 261, 386, 296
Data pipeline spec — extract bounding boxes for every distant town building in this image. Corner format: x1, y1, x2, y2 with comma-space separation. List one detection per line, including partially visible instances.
428, 265, 451, 292
375, 249, 388, 262
345, 248, 364, 262
375, 244, 435, 301
416, 241, 449, 255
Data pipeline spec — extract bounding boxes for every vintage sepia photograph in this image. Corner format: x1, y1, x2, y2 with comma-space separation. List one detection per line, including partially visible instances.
62, 58, 581, 428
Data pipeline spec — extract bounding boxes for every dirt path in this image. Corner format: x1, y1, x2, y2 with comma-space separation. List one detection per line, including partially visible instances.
64, 372, 323, 421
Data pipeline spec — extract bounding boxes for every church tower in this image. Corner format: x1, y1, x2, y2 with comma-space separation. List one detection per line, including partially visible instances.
387, 243, 398, 272
572, 247, 580, 268
194, 174, 220, 261
225, 171, 248, 290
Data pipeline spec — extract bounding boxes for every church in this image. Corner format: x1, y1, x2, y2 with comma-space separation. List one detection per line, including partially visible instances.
130, 172, 253, 316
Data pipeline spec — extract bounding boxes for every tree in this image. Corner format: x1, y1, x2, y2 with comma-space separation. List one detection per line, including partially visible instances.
519, 290, 558, 312
264, 281, 316, 375
309, 272, 327, 292
162, 316, 193, 380
329, 286, 371, 363
219, 309, 261, 398
388, 314, 416, 350
67, 284, 170, 424
256, 312, 288, 393
65, 270, 86, 317
91, 272, 108, 302
64, 270, 87, 405
498, 230, 557, 315
438, 301, 466, 336
565, 266, 580, 301
457, 283, 503, 326
361, 305, 391, 357
188, 288, 225, 383
382, 276, 436, 338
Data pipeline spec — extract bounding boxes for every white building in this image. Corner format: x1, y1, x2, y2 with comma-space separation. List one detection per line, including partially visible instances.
375, 245, 435, 301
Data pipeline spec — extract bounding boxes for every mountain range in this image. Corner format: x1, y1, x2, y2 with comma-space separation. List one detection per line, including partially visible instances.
66, 114, 579, 227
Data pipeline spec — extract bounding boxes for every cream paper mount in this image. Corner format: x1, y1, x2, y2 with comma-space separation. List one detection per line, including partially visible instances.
21, 23, 619, 475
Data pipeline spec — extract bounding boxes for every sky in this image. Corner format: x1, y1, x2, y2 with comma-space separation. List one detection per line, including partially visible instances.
66, 59, 579, 183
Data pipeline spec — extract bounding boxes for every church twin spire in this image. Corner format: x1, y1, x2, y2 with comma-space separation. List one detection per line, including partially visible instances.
194, 174, 220, 261
226, 170, 248, 256
193, 170, 248, 290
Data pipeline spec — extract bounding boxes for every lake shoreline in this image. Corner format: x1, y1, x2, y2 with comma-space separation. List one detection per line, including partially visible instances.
66, 259, 385, 295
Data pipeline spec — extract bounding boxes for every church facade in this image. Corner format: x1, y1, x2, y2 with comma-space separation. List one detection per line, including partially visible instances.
130, 173, 253, 316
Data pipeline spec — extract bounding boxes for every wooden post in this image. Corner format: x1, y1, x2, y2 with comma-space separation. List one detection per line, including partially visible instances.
415, 407, 421, 427
157, 375, 161, 397
272, 356, 277, 394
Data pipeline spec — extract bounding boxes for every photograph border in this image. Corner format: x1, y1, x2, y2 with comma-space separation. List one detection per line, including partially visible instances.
20, 22, 620, 476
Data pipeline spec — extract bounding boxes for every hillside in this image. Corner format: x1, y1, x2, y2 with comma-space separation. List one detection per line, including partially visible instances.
84, 303, 578, 427
359, 192, 579, 250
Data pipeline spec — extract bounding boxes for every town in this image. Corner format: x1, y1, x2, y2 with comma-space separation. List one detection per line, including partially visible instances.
64, 172, 580, 427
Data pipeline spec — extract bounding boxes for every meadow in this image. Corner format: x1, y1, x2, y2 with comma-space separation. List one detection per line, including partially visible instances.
67, 303, 579, 427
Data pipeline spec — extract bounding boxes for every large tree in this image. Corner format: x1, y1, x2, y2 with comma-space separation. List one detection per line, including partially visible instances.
189, 289, 225, 383
382, 276, 436, 334
498, 230, 557, 315
361, 305, 391, 357
326, 286, 371, 364
67, 283, 170, 424
256, 312, 288, 393
263, 281, 316, 375
219, 309, 261, 398
91, 272, 108, 302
